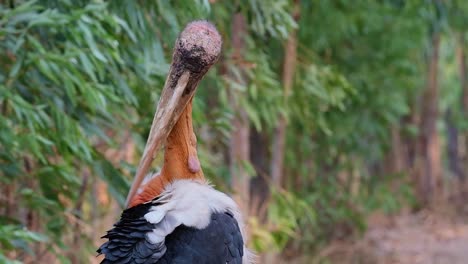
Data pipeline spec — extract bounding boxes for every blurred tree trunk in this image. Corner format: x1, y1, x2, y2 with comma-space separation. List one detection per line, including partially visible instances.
445, 109, 463, 180
445, 33, 467, 182
265, 3, 300, 264
401, 102, 420, 179
461, 35, 468, 113
417, 31, 441, 206
249, 129, 270, 221
384, 126, 404, 174
3, 183, 17, 260
458, 33, 468, 181
21, 158, 41, 263
69, 170, 89, 263
229, 13, 250, 218
270, 1, 299, 188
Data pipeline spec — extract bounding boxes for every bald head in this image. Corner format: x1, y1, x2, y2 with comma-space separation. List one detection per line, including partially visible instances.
175, 20, 222, 73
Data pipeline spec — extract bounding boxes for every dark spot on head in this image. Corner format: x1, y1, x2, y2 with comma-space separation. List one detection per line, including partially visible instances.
166, 21, 222, 94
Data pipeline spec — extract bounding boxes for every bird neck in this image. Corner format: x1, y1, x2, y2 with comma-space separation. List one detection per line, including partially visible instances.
160, 97, 205, 181
129, 98, 204, 207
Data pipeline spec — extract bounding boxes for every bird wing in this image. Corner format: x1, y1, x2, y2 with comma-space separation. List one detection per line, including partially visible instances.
97, 198, 169, 263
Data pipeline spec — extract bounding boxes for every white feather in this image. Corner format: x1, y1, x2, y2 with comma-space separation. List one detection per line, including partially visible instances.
143, 179, 254, 264
144, 208, 165, 224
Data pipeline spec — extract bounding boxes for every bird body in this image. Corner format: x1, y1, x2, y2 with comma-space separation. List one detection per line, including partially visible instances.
98, 180, 246, 263
97, 21, 252, 263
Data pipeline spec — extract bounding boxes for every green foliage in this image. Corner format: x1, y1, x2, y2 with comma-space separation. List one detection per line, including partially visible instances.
1, 0, 466, 262
0, 224, 47, 261
0, 0, 145, 260
250, 188, 317, 252
261, 0, 437, 254
242, 0, 297, 39
360, 173, 416, 214
0, 0, 227, 261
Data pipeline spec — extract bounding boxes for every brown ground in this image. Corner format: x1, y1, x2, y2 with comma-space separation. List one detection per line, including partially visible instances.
364, 211, 468, 264
319, 211, 468, 264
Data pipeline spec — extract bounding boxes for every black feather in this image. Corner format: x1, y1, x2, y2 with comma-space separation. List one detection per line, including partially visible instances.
98, 201, 244, 264
157, 212, 244, 264
97, 200, 164, 264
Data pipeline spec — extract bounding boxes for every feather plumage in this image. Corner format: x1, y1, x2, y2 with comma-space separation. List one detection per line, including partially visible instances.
97, 180, 248, 263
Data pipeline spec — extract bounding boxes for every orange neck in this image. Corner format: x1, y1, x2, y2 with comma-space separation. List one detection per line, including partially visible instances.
129, 98, 204, 207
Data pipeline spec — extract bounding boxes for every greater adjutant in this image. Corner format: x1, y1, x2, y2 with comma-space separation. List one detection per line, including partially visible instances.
97, 21, 252, 264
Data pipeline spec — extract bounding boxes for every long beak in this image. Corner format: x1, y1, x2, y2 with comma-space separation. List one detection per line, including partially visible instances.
125, 21, 222, 208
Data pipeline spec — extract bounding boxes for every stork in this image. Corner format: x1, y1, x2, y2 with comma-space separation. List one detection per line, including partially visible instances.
97, 21, 252, 263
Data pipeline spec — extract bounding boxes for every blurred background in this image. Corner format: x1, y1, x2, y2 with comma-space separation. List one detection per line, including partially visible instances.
1, 0, 468, 263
